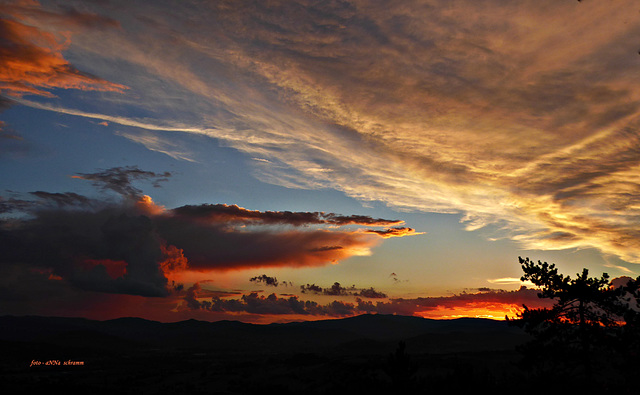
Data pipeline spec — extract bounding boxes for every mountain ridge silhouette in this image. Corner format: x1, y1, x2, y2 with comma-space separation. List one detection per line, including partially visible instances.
0, 314, 528, 354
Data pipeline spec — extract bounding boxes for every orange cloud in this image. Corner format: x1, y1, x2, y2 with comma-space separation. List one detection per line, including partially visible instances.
158, 224, 380, 271
179, 285, 553, 321
153, 201, 411, 271
0, 252, 553, 323
0, 167, 408, 298
136, 195, 165, 216
363, 227, 424, 238
8, 1, 640, 264
170, 203, 403, 227
0, 2, 126, 97
417, 303, 524, 321
159, 243, 189, 285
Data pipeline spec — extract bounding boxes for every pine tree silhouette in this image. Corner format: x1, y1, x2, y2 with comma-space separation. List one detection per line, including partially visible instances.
383, 341, 418, 391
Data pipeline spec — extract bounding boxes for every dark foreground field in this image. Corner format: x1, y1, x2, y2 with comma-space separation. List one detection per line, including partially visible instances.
0, 314, 568, 394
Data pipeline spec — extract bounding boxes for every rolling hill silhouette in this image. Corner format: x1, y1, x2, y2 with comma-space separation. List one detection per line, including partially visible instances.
0, 314, 531, 394
0, 313, 527, 354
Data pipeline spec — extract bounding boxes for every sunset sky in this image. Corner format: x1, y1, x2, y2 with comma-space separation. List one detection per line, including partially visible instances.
2, 0, 639, 323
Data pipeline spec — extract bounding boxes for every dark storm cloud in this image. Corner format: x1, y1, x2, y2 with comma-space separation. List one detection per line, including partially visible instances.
185, 288, 360, 317
155, 214, 377, 270
154, 201, 414, 270
355, 287, 387, 299
322, 213, 404, 227
183, 286, 548, 318
0, 203, 170, 297
363, 227, 423, 238
0, 198, 379, 295
250, 274, 279, 287
0, 196, 34, 213
170, 203, 403, 227
29, 191, 93, 207
299, 282, 387, 298
308, 246, 343, 252
184, 283, 202, 310
0, 191, 94, 214
72, 166, 171, 197
299, 283, 322, 293
0, 166, 407, 299
322, 282, 351, 296
0, 166, 175, 297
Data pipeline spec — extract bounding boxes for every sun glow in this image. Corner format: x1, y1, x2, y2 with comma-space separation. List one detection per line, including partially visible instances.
417, 303, 524, 321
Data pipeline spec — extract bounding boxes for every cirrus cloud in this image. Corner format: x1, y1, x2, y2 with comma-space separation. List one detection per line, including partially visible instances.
0, 0, 126, 98
5, 0, 640, 264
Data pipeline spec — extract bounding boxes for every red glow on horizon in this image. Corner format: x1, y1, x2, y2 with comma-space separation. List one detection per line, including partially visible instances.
416, 302, 524, 321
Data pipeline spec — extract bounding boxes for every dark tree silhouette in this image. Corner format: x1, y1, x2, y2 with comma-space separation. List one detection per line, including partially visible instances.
509, 257, 640, 391
383, 341, 418, 391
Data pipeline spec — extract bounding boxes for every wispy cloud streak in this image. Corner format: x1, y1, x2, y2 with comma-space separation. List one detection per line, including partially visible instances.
0, 0, 125, 97
6, 0, 640, 262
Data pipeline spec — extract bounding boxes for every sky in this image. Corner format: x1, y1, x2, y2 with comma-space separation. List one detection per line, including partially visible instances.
1, 0, 640, 323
